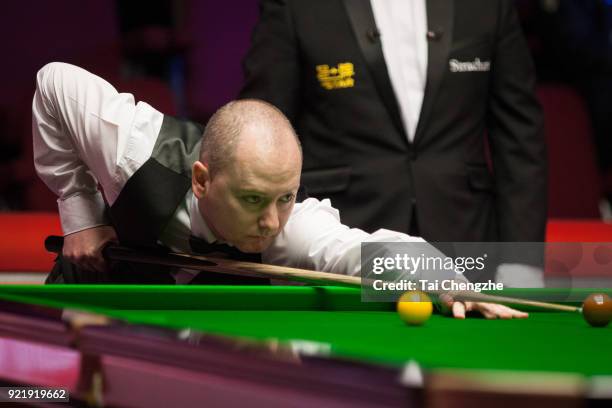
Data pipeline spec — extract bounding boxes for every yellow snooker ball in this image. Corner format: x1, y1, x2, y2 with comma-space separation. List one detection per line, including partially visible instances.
397, 291, 433, 326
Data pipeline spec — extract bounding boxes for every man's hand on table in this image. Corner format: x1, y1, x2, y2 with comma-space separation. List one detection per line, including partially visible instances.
439, 294, 529, 320
63, 226, 118, 272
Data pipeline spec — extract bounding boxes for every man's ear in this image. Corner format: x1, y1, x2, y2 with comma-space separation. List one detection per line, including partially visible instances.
192, 161, 211, 199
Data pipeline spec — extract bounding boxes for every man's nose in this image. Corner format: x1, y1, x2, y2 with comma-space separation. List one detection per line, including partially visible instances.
258, 204, 280, 235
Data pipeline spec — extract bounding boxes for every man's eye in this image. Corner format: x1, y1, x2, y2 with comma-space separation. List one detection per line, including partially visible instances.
243, 196, 261, 204
280, 193, 295, 203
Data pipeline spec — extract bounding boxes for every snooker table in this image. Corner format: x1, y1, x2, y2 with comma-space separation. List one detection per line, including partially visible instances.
0, 285, 611, 408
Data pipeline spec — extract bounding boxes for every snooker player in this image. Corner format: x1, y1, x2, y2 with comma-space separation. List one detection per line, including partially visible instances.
33, 62, 526, 320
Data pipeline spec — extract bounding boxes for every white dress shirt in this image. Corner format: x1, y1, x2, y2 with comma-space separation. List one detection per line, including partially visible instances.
32, 62, 429, 283
370, 0, 428, 141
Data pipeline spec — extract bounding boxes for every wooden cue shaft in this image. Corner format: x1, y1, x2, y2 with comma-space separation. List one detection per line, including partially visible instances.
44, 236, 579, 312
102, 246, 362, 287
177, 252, 362, 286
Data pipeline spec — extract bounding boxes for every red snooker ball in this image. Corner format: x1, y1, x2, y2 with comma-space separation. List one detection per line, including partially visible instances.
582, 293, 612, 327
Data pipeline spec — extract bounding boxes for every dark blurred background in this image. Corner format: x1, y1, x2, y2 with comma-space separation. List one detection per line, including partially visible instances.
0, 0, 611, 222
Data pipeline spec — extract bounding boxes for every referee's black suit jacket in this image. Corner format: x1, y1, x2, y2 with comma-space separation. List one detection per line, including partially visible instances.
239, 0, 547, 242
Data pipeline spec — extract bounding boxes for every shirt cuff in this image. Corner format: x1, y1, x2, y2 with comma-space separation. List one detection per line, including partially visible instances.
58, 192, 110, 235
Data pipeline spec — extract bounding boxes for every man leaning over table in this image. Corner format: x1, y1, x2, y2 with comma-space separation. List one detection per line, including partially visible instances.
32, 62, 526, 320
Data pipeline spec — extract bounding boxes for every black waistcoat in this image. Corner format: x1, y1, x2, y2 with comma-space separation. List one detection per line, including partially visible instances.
109, 115, 203, 249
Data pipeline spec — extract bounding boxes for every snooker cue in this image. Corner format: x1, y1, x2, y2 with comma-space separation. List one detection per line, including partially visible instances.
44, 236, 580, 312
44, 235, 361, 287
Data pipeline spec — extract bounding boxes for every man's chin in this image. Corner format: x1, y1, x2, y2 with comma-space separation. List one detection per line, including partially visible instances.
236, 238, 273, 254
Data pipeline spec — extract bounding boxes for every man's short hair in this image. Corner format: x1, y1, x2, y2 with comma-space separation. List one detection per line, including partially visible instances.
200, 99, 301, 177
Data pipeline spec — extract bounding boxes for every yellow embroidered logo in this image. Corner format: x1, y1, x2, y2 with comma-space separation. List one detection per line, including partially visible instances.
316, 62, 355, 90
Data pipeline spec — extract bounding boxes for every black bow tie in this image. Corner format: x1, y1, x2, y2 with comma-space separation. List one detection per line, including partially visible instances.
188, 235, 262, 263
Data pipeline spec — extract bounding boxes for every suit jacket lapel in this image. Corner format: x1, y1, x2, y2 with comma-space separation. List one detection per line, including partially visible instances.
414, 0, 454, 145
343, 0, 407, 142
